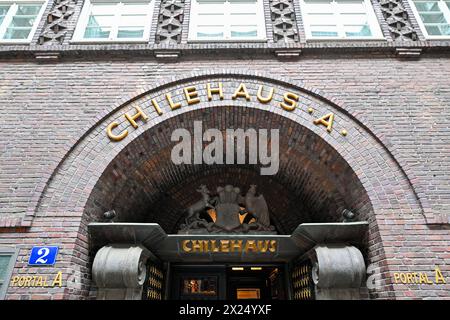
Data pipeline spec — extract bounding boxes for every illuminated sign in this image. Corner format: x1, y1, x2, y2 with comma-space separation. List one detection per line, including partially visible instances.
181, 239, 277, 253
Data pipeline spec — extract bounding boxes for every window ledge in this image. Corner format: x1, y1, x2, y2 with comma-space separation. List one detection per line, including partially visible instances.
305, 38, 387, 42
423, 36, 450, 40
0, 40, 32, 45
69, 39, 149, 45
187, 39, 268, 44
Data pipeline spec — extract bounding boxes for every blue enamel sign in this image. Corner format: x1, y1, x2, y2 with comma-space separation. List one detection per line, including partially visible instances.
28, 246, 59, 266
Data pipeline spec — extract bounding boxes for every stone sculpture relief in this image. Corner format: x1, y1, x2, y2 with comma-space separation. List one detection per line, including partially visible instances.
178, 184, 276, 234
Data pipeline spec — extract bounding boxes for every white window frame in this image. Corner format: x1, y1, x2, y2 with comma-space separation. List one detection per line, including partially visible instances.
300, 0, 384, 40
72, 0, 155, 43
0, 0, 47, 44
408, 0, 450, 39
188, 0, 267, 42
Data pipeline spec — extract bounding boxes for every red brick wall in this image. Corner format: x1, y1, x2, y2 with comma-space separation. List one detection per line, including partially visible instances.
0, 53, 449, 299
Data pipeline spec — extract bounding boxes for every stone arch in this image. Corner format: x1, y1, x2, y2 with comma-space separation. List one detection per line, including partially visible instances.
27, 70, 424, 298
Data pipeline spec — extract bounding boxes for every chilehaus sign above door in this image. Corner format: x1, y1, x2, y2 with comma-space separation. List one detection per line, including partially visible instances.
181, 239, 277, 253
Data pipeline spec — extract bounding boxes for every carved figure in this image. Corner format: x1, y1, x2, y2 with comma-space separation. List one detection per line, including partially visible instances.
179, 184, 276, 234
184, 185, 214, 224
342, 209, 356, 222
244, 185, 271, 229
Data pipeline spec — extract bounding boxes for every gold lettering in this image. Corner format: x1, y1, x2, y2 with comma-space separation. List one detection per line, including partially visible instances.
257, 85, 274, 103
18, 277, 25, 287
406, 273, 413, 283
220, 240, 230, 252
280, 92, 299, 111
211, 240, 220, 253
106, 121, 128, 141
31, 275, 38, 286
257, 240, 269, 253
230, 240, 243, 253
184, 86, 201, 105
435, 266, 446, 284
244, 240, 257, 253
36, 276, 44, 287
314, 113, 335, 133
202, 240, 209, 252
419, 273, 433, 284
151, 99, 163, 115
124, 106, 148, 129
232, 83, 251, 101
11, 276, 19, 286
269, 240, 277, 253
207, 83, 224, 101
182, 240, 192, 253
179, 239, 281, 254
399, 273, 407, 284
166, 93, 182, 110
52, 272, 62, 287
23, 276, 32, 287
393, 273, 400, 283
192, 240, 202, 252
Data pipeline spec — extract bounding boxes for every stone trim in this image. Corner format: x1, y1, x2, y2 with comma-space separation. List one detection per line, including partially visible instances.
155, 0, 185, 44
37, 0, 78, 45
377, 0, 418, 41
0, 41, 449, 61
149, 0, 162, 45
269, 0, 299, 43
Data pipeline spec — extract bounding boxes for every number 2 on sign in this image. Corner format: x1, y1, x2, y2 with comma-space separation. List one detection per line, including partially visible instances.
35, 247, 50, 264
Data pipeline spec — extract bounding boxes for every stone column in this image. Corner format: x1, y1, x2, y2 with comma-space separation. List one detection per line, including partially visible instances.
92, 244, 150, 300
311, 244, 367, 300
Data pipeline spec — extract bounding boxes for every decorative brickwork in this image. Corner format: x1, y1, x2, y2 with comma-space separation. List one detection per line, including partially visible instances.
269, 0, 299, 43
38, 0, 78, 44
378, 0, 418, 41
1, 66, 449, 301
291, 261, 315, 300
155, 0, 184, 44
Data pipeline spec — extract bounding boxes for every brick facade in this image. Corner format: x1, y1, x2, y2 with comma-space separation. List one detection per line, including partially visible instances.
0, 0, 449, 300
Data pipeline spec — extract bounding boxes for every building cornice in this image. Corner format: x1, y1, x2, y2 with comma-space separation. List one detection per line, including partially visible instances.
0, 41, 449, 60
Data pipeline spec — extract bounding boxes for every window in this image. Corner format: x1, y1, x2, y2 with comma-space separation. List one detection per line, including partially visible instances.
410, 0, 450, 38
0, 1, 46, 43
73, 0, 154, 42
300, 0, 383, 39
0, 247, 18, 300
188, 0, 266, 41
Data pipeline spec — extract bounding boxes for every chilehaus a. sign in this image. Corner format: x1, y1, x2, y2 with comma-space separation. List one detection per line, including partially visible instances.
106, 82, 347, 142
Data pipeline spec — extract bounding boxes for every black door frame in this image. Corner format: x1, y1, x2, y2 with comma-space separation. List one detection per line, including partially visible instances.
169, 263, 288, 300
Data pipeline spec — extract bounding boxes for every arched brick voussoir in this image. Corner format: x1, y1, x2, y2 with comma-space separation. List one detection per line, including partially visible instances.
32, 71, 425, 226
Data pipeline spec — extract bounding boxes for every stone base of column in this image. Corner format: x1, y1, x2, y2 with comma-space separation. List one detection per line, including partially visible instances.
92, 244, 150, 300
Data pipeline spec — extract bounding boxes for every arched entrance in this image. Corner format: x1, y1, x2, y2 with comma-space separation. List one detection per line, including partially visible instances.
29, 71, 423, 300
87, 106, 371, 300
85, 107, 369, 233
